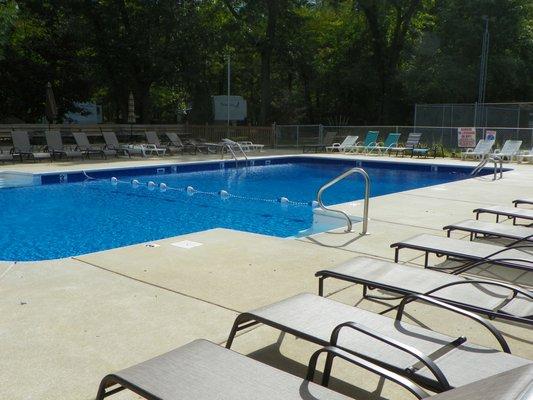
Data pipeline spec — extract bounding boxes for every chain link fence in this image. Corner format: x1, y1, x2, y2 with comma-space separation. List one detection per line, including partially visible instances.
275, 124, 533, 150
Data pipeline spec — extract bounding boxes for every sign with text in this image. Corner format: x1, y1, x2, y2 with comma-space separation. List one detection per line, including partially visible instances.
212, 95, 247, 121
458, 127, 477, 148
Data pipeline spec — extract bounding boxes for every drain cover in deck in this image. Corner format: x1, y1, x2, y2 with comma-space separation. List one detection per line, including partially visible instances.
171, 240, 203, 249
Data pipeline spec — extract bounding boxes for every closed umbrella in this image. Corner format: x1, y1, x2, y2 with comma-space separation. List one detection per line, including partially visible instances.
45, 82, 58, 126
127, 92, 136, 123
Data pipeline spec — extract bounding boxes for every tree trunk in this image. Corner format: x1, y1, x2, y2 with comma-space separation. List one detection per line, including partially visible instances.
259, 48, 272, 124
258, 0, 279, 125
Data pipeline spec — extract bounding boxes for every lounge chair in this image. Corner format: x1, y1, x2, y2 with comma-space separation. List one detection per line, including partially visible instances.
391, 133, 432, 158
348, 131, 379, 154
163, 132, 197, 155
10, 130, 51, 162
95, 339, 533, 400
45, 130, 83, 160
0, 149, 13, 163
474, 205, 533, 225
443, 220, 533, 242
72, 132, 110, 159
461, 139, 495, 160
101, 131, 131, 157
227, 293, 530, 392
513, 198, 533, 207
429, 364, 532, 400
493, 140, 522, 161
96, 338, 433, 400
325, 135, 359, 153
303, 131, 337, 153
373, 133, 401, 155
144, 131, 168, 156
390, 233, 533, 273
188, 137, 220, 154
517, 147, 533, 163
315, 256, 532, 325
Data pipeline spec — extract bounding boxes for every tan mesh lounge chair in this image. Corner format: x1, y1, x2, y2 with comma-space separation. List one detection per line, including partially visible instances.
96, 339, 532, 400
72, 132, 110, 159
391, 133, 435, 158
144, 131, 168, 156
303, 131, 337, 153
0, 148, 13, 163
45, 130, 83, 159
430, 364, 532, 400
164, 132, 197, 154
227, 293, 530, 393
474, 205, 533, 225
390, 234, 533, 273
443, 220, 533, 242
11, 130, 51, 162
513, 198, 533, 207
315, 256, 532, 325
101, 131, 131, 157
95, 339, 430, 400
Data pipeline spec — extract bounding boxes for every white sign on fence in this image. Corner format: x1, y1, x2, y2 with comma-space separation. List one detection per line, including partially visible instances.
485, 130, 497, 141
458, 127, 477, 148
212, 95, 247, 121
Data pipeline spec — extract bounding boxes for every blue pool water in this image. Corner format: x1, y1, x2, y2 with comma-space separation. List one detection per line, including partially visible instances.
0, 157, 482, 260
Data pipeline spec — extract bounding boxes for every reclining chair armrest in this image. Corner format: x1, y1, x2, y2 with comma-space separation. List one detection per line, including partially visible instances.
330, 321, 451, 391
396, 294, 511, 353
306, 346, 429, 399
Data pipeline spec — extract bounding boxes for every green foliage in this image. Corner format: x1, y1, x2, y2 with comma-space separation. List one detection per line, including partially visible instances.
0, 0, 531, 124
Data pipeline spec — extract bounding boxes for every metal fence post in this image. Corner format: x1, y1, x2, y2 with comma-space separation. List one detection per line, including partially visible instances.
296, 125, 300, 148
319, 124, 324, 145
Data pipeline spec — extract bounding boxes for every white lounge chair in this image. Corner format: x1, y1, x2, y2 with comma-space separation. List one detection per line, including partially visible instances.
325, 135, 359, 153
461, 139, 495, 160
517, 146, 533, 163
238, 140, 265, 152
493, 140, 522, 161
144, 131, 168, 156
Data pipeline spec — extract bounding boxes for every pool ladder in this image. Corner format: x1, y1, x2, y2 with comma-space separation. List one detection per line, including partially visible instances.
471, 154, 503, 180
221, 142, 249, 167
316, 167, 370, 234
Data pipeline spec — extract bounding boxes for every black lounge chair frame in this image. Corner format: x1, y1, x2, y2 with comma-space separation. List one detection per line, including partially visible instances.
513, 199, 533, 207
96, 340, 428, 400
443, 221, 533, 242
474, 207, 533, 226
390, 236, 533, 273
227, 294, 511, 393
316, 265, 532, 326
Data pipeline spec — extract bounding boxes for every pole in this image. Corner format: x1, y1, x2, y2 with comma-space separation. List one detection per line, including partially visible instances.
227, 54, 230, 135
477, 16, 490, 126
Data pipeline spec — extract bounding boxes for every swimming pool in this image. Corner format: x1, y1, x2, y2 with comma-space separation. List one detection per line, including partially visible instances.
0, 157, 491, 261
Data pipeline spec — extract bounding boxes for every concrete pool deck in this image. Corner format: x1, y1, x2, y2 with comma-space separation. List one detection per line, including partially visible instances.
0, 151, 532, 399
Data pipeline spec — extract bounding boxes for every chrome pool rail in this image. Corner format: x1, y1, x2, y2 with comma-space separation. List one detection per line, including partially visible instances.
221, 141, 249, 167
316, 167, 370, 234
471, 154, 503, 180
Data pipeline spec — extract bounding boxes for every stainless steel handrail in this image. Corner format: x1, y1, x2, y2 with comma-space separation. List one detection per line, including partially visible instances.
316, 167, 370, 234
471, 154, 503, 180
221, 142, 248, 167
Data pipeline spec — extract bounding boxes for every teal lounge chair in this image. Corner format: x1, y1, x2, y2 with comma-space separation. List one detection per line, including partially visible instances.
374, 132, 401, 155
350, 131, 379, 154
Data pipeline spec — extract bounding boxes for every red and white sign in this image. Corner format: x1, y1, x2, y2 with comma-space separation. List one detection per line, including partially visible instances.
485, 130, 497, 141
458, 127, 477, 148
